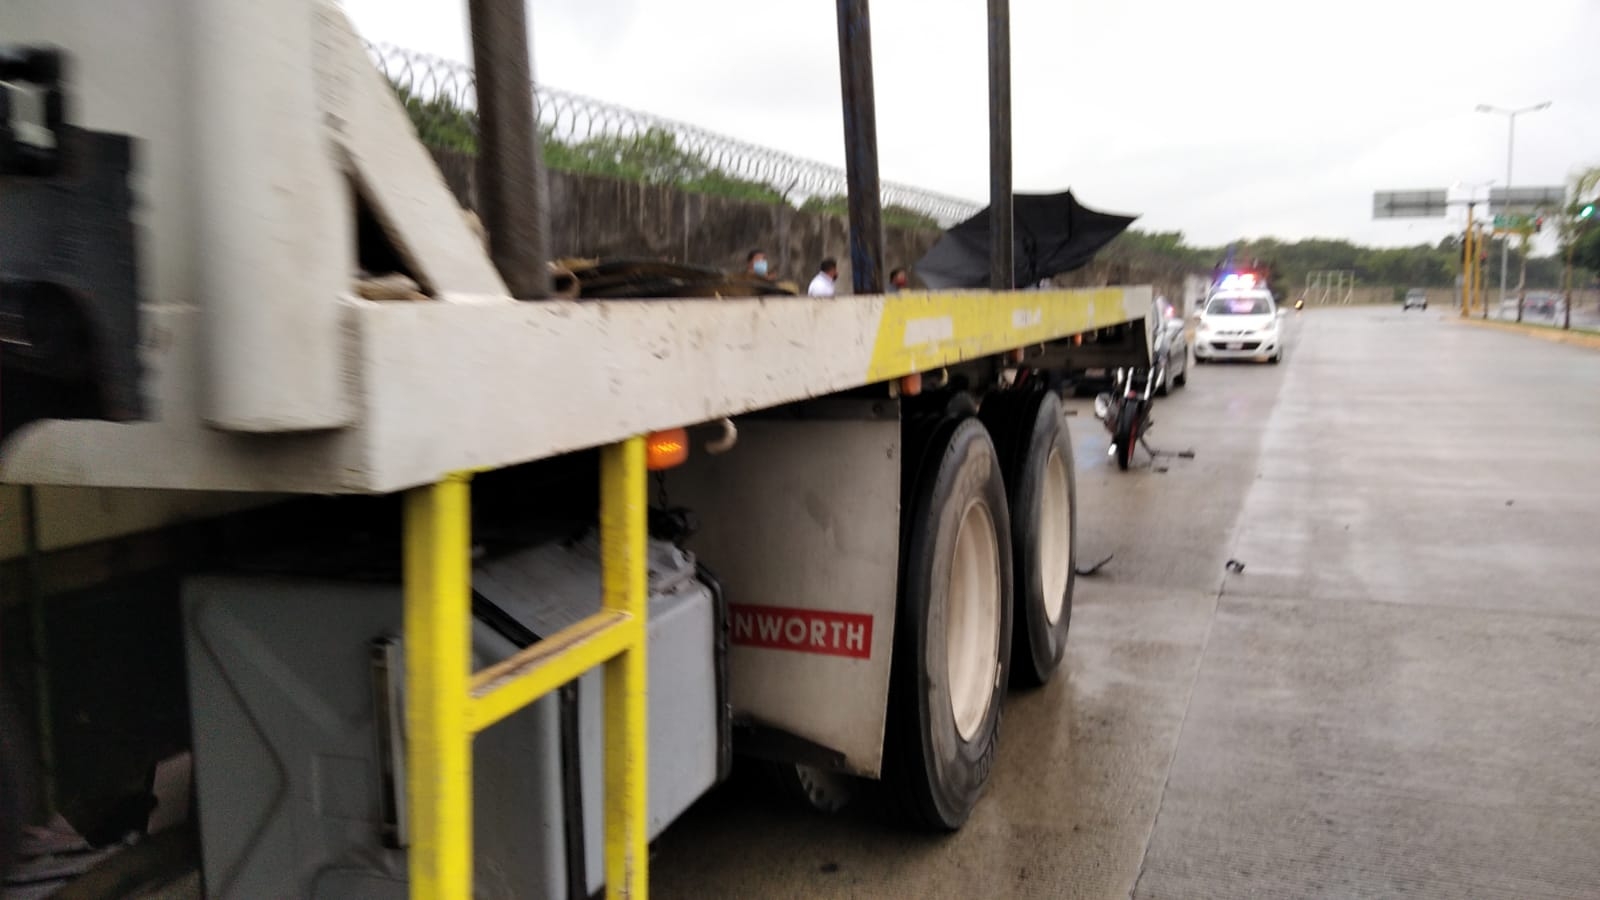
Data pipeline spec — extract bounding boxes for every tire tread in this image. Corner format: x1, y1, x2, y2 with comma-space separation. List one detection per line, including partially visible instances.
883, 414, 1012, 831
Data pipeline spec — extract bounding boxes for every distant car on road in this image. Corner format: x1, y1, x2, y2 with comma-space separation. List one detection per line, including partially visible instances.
1403, 288, 1428, 311
1066, 295, 1190, 395
1152, 296, 1188, 395
1194, 289, 1283, 364
1497, 292, 1564, 320
1524, 291, 1563, 317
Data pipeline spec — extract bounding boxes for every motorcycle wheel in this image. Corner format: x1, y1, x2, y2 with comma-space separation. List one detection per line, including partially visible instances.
1112, 402, 1140, 471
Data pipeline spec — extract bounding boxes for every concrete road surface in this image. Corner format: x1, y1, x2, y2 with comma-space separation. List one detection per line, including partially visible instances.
651, 306, 1600, 899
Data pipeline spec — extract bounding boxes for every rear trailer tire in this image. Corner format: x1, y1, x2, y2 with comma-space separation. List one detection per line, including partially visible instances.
980, 391, 1076, 687
885, 416, 1014, 831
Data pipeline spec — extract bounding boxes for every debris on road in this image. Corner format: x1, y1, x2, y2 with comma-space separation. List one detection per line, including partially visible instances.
1077, 554, 1115, 576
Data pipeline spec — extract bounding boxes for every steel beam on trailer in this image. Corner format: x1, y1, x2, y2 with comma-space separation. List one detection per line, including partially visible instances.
468, 0, 549, 299
834, 0, 885, 295
987, 0, 1014, 291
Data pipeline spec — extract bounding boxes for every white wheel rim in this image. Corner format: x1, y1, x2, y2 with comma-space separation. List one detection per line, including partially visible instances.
947, 498, 1001, 742
1040, 447, 1071, 625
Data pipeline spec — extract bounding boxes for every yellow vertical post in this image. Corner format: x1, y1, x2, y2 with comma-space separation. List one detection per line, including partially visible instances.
404, 473, 474, 900
1477, 223, 1489, 319
1463, 204, 1476, 317
600, 438, 649, 899
1469, 225, 1478, 317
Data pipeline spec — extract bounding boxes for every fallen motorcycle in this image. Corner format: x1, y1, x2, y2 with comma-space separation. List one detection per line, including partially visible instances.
1094, 365, 1157, 471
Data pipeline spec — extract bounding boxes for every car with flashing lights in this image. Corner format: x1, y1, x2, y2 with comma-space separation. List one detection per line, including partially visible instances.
1194, 277, 1284, 364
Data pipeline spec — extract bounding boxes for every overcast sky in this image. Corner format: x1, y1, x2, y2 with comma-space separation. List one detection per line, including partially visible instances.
342, 0, 1600, 250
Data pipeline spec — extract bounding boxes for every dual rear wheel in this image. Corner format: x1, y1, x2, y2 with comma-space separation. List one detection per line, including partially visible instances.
770, 390, 1078, 831
883, 391, 1076, 830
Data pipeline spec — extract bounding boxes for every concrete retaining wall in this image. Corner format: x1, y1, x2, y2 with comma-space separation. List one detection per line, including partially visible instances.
430, 150, 940, 292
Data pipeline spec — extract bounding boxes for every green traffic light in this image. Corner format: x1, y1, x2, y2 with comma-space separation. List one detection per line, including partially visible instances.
1582, 203, 1596, 220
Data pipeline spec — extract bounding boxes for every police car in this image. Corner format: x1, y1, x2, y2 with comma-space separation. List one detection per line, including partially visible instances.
1193, 273, 1284, 365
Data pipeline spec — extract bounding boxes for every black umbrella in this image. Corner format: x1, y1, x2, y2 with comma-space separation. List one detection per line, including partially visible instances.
914, 191, 1137, 290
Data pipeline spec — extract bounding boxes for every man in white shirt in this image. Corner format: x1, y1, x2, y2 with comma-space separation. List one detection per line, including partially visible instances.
807, 258, 838, 297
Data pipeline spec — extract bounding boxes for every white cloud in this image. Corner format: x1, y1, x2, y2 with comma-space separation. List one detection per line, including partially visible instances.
341, 0, 1600, 248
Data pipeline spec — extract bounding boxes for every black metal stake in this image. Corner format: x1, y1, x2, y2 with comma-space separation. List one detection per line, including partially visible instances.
987, 0, 1014, 291
835, 0, 885, 295
468, 0, 550, 299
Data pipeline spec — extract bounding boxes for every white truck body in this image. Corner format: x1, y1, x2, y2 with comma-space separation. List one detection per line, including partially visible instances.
0, 0, 1155, 895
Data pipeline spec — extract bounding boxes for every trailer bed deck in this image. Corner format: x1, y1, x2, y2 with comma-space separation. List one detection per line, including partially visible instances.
1, 286, 1150, 494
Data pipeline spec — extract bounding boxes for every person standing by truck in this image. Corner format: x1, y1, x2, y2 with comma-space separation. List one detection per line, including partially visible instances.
746, 249, 775, 280
808, 257, 838, 297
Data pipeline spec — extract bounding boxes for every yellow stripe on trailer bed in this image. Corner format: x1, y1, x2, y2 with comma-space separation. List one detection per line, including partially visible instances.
866, 287, 1147, 381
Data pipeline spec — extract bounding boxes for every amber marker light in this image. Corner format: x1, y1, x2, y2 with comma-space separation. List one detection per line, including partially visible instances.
646, 428, 690, 470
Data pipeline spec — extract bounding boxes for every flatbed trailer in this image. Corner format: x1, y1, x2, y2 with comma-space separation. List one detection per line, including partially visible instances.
0, 1, 1152, 897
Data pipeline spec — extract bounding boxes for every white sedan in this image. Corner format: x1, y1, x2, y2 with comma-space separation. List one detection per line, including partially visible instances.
1193, 290, 1284, 364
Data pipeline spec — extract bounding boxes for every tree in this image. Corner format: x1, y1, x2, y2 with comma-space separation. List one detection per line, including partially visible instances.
1572, 227, 1600, 276
391, 81, 478, 153
1557, 165, 1600, 328
388, 79, 788, 207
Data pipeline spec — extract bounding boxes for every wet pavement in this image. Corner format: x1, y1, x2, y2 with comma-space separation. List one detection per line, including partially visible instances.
651, 307, 1600, 899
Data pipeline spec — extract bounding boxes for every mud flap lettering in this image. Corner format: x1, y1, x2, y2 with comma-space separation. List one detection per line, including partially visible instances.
731, 603, 872, 659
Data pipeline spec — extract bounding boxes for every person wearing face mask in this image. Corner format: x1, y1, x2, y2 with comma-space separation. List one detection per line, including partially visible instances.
746, 249, 774, 280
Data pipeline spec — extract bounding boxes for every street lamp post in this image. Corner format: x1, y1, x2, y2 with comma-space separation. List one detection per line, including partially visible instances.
1476, 102, 1551, 312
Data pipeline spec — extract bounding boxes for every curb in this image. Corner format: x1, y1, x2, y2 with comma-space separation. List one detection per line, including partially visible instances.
1452, 316, 1600, 351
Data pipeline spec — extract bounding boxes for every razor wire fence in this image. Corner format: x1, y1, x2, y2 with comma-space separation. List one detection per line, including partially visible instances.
365, 41, 980, 227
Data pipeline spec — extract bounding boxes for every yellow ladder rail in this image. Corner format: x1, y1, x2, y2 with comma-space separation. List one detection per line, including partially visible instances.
404, 437, 649, 900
